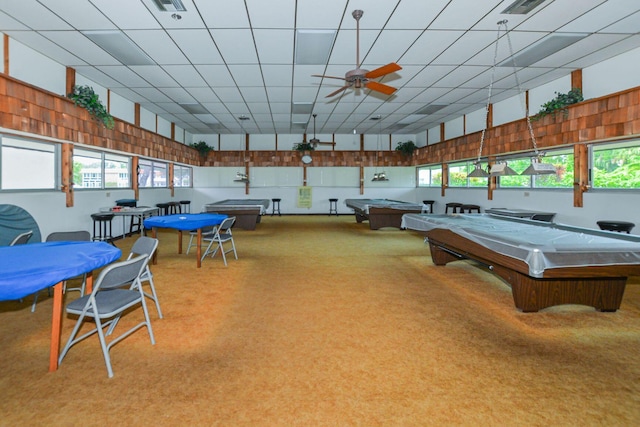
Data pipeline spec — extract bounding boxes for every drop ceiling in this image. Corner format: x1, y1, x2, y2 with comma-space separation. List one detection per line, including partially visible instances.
1, 0, 639, 136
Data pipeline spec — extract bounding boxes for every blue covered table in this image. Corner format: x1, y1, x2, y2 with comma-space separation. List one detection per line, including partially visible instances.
144, 213, 227, 268
0, 241, 121, 371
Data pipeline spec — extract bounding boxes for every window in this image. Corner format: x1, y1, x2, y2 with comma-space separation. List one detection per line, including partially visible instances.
138, 159, 167, 188
591, 140, 640, 189
105, 153, 130, 188
174, 164, 192, 187
417, 165, 442, 187
1, 135, 57, 190
448, 161, 485, 187
74, 149, 131, 189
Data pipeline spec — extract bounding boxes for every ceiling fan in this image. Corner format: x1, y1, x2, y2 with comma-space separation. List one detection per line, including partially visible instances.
313, 9, 402, 98
307, 114, 335, 147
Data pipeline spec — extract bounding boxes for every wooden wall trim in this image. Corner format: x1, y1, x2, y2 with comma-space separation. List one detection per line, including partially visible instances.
0, 73, 638, 170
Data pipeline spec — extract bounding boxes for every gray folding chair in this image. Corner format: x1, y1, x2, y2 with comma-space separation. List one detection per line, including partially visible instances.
201, 216, 237, 266
9, 230, 33, 246
31, 231, 91, 312
126, 236, 162, 318
185, 225, 217, 255
58, 255, 155, 378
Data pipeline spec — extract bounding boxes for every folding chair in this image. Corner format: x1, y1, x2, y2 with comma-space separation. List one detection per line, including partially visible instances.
126, 236, 162, 318
185, 225, 217, 255
201, 217, 237, 266
31, 231, 91, 312
9, 230, 33, 246
58, 255, 155, 378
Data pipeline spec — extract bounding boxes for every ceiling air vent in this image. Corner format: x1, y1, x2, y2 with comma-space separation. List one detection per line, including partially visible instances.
152, 0, 186, 12
501, 0, 547, 14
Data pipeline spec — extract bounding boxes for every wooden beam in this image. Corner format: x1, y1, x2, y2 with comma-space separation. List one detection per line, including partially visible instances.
571, 69, 583, 91
65, 67, 75, 97
3, 35, 8, 75
573, 144, 588, 207
61, 143, 74, 207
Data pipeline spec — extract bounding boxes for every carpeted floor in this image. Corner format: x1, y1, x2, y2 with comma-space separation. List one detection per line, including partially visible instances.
1, 215, 639, 426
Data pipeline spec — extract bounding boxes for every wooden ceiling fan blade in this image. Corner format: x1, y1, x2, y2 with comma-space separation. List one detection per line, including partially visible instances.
365, 63, 402, 79
325, 85, 351, 98
312, 74, 346, 81
365, 81, 397, 96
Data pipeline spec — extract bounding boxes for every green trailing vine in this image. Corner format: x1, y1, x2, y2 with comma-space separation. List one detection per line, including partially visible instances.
189, 140, 213, 157
293, 141, 315, 151
67, 85, 115, 129
532, 88, 584, 120
395, 140, 417, 156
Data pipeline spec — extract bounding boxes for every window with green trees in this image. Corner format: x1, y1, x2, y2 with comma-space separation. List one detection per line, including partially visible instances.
591, 140, 640, 189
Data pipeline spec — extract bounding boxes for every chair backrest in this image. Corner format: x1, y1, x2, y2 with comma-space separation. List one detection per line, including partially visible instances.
9, 230, 33, 246
127, 236, 159, 261
46, 230, 91, 242
95, 255, 149, 292
218, 216, 236, 234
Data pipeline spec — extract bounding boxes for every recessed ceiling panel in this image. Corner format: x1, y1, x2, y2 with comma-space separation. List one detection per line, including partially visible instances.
209, 29, 259, 64
246, 0, 295, 28
167, 29, 224, 64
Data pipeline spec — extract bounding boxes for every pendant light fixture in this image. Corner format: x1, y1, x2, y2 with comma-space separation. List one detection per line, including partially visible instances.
233, 115, 250, 183
371, 115, 388, 182
468, 20, 556, 178
500, 20, 557, 176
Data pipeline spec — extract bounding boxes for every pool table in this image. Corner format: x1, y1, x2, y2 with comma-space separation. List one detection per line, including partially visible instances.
344, 198, 425, 230
204, 199, 270, 230
401, 213, 640, 312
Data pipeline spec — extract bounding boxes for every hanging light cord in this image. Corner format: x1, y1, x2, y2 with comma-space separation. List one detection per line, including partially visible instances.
502, 20, 540, 156
476, 21, 503, 164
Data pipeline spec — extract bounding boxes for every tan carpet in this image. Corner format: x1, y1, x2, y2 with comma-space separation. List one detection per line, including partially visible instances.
1, 215, 639, 426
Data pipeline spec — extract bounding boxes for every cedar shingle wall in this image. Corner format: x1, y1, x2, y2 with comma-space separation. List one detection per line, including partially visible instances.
1, 74, 639, 168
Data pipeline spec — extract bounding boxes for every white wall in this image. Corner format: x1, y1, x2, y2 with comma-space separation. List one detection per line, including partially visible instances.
2, 187, 194, 241
416, 187, 640, 235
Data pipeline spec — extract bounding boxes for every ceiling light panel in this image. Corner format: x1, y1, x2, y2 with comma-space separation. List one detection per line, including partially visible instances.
84, 31, 155, 65
34, 31, 116, 66
497, 34, 587, 67
295, 30, 336, 65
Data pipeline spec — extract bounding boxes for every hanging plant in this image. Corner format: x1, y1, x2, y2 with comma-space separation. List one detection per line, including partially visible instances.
395, 140, 417, 156
189, 141, 213, 157
293, 141, 315, 151
67, 85, 115, 129
532, 88, 584, 121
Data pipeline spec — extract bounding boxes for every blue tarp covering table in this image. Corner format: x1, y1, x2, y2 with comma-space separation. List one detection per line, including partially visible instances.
0, 241, 121, 371
144, 214, 227, 268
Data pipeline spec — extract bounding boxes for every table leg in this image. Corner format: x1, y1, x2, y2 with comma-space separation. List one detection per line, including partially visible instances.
49, 281, 63, 372
178, 230, 183, 254
151, 228, 158, 265
196, 228, 202, 268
